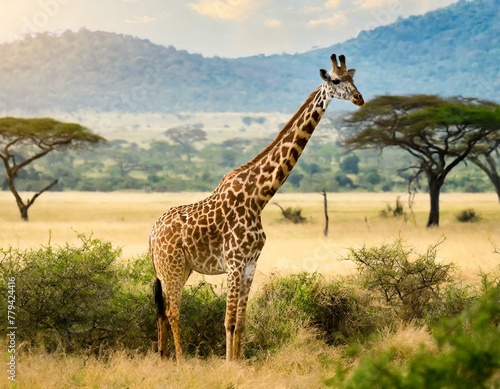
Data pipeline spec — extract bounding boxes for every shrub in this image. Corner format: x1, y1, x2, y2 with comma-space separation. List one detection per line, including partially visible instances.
423, 282, 474, 323
310, 279, 390, 345
245, 273, 317, 357
330, 285, 500, 389
0, 235, 156, 354
244, 273, 387, 358
456, 208, 481, 223
479, 263, 500, 293
379, 196, 405, 218
114, 254, 157, 351
346, 237, 457, 321
179, 281, 227, 357
273, 203, 307, 223
0, 236, 227, 357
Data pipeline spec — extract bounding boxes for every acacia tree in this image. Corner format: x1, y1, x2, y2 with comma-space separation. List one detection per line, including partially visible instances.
165, 124, 206, 162
341, 95, 499, 227
0, 117, 104, 220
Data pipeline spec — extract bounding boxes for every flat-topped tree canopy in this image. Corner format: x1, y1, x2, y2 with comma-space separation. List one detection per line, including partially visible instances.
0, 117, 105, 221
341, 95, 499, 227
0, 116, 103, 144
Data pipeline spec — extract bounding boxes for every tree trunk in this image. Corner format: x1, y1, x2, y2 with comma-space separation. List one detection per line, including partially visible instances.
469, 154, 500, 203
427, 176, 444, 228
6, 176, 58, 221
321, 190, 329, 237
492, 175, 500, 203
5, 176, 29, 221
19, 205, 29, 221
482, 164, 500, 203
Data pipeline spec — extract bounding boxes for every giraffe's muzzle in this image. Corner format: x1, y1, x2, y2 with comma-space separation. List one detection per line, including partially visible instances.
352, 93, 364, 106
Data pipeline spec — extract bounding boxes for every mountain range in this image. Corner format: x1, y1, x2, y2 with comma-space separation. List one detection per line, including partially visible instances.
0, 0, 498, 113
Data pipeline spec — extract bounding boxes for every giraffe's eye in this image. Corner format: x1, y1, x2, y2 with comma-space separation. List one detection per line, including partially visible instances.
332, 79, 340, 85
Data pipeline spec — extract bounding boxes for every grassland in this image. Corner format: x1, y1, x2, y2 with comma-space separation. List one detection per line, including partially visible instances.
1, 191, 499, 388
1, 191, 498, 285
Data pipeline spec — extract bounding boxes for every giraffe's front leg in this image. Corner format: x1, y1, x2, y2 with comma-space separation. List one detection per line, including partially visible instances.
225, 258, 258, 361
224, 269, 239, 361
233, 260, 257, 359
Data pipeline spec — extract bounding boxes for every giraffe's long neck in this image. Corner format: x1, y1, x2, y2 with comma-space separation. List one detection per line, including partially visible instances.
218, 85, 331, 210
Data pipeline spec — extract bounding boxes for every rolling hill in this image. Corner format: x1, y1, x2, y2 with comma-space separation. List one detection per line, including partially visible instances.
0, 0, 497, 113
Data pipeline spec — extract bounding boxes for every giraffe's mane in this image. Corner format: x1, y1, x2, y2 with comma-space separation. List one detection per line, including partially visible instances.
230, 87, 320, 175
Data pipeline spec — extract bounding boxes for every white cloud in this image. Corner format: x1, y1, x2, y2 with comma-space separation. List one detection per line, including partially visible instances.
357, 0, 396, 10
307, 12, 346, 28
125, 15, 156, 24
325, 0, 341, 9
302, 0, 341, 14
266, 18, 282, 28
188, 0, 264, 21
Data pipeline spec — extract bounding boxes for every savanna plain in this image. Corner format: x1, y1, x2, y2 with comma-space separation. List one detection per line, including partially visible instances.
1, 191, 499, 388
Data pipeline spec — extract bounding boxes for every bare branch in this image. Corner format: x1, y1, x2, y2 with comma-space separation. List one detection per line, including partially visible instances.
27, 179, 59, 208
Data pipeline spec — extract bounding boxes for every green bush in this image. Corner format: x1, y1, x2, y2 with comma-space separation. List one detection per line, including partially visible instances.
309, 280, 386, 345
346, 237, 458, 321
0, 235, 156, 354
329, 284, 500, 389
245, 273, 318, 357
456, 208, 481, 223
479, 264, 500, 293
0, 235, 226, 357
244, 273, 386, 358
179, 282, 227, 357
423, 282, 474, 323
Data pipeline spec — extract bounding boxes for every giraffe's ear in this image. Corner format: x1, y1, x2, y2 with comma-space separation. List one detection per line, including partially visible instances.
319, 69, 331, 81
348, 69, 356, 78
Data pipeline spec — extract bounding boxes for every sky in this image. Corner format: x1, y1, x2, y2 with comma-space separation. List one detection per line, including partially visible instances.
0, 0, 459, 58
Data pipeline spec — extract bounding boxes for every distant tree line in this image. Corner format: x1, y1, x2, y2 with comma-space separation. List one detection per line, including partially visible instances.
1, 112, 495, 198
1, 95, 498, 224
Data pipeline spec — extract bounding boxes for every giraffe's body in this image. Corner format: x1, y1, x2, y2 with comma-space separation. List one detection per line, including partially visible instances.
150, 54, 364, 361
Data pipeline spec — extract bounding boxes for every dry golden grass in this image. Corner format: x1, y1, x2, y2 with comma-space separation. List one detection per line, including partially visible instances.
1, 191, 498, 286
368, 323, 436, 363
1, 191, 498, 387
4, 329, 340, 389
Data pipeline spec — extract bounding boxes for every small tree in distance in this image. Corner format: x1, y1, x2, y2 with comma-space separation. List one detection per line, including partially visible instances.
341, 95, 499, 227
165, 124, 207, 162
0, 117, 104, 220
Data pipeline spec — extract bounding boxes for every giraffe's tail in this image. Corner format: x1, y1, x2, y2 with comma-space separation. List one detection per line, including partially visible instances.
154, 277, 167, 319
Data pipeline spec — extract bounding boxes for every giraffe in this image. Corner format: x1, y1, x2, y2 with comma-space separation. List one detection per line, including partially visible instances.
149, 54, 364, 362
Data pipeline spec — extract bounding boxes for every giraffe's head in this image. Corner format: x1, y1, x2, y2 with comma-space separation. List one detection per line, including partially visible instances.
319, 54, 364, 107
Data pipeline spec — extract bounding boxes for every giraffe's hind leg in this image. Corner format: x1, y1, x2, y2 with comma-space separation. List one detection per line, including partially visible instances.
160, 265, 192, 363
157, 315, 171, 358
